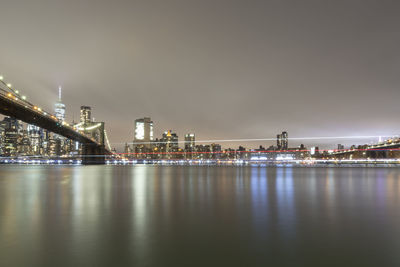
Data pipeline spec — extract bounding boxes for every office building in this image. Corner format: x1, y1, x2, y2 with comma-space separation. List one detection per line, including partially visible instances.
161, 130, 178, 158
1, 117, 22, 156
54, 86, 66, 122
134, 117, 153, 145
27, 124, 42, 155
133, 117, 154, 159
80, 106, 92, 124
184, 133, 195, 158
277, 131, 288, 150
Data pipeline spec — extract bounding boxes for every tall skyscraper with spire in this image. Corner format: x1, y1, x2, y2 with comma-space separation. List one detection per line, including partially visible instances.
54, 86, 66, 122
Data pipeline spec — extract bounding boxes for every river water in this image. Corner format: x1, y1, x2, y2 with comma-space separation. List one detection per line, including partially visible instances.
0, 165, 400, 266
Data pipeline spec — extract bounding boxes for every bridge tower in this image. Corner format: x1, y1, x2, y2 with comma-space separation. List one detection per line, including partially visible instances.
80, 121, 106, 164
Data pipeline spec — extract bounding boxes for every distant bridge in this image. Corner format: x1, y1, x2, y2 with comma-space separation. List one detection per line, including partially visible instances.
328, 139, 400, 159
0, 79, 111, 164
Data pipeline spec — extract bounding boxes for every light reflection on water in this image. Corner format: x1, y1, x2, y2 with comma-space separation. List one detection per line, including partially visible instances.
0, 166, 400, 266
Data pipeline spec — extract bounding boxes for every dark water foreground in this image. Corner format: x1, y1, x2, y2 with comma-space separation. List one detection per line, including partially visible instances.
0, 166, 400, 267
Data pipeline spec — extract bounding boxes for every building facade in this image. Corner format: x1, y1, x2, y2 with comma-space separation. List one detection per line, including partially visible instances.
54, 86, 66, 122
80, 106, 92, 124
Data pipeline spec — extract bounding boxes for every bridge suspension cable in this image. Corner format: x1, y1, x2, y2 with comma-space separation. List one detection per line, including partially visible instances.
104, 129, 112, 151
76, 123, 102, 131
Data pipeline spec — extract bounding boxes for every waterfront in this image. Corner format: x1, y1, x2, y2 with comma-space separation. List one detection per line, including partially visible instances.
1, 166, 400, 267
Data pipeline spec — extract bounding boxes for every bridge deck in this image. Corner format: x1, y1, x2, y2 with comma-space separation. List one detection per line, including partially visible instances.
0, 90, 109, 152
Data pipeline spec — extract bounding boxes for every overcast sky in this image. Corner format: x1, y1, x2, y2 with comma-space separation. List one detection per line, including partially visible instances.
0, 0, 399, 150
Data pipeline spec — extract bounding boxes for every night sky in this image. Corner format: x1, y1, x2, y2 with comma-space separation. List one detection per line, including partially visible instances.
0, 0, 399, 150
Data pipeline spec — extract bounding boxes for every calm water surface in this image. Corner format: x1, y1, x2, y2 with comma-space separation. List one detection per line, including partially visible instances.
1, 165, 400, 267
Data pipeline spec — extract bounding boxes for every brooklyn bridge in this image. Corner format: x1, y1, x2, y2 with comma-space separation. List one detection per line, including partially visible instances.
0, 78, 111, 164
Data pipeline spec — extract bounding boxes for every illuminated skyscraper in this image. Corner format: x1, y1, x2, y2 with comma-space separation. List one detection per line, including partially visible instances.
277, 131, 288, 150
184, 133, 195, 159
161, 130, 178, 158
27, 124, 42, 155
1, 117, 21, 156
80, 106, 92, 124
54, 86, 66, 122
281, 131, 288, 150
277, 134, 282, 149
184, 134, 195, 151
134, 117, 153, 146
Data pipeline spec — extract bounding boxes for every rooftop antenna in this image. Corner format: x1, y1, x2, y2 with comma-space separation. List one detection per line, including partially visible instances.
58, 86, 62, 101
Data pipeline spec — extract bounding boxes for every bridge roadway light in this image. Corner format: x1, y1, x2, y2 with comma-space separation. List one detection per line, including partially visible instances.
7, 83, 11, 88
22, 96, 26, 100
0, 75, 3, 80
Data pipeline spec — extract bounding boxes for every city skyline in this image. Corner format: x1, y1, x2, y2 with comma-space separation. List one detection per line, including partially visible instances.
0, 84, 395, 152
0, 0, 399, 150
0, 101, 397, 157
1, 90, 399, 161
